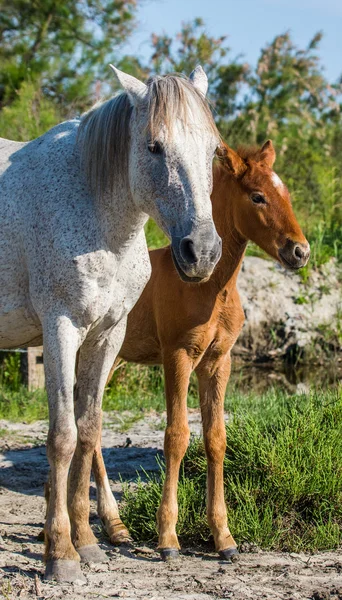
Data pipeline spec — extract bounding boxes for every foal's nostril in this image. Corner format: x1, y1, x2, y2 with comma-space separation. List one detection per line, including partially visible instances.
180, 237, 198, 264
294, 245, 304, 259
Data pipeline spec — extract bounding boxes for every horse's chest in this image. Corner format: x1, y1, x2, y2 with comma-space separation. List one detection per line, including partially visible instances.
107, 249, 151, 323
81, 246, 151, 328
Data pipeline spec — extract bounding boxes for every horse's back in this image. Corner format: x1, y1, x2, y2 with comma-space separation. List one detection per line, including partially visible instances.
0, 122, 82, 349
0, 137, 26, 167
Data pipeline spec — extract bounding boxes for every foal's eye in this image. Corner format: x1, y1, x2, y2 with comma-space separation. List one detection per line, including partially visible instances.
148, 141, 163, 155
251, 192, 266, 205
215, 144, 227, 158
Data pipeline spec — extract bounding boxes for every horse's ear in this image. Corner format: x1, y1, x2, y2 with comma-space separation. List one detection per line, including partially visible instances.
218, 143, 246, 178
109, 65, 147, 105
189, 65, 208, 97
259, 140, 276, 168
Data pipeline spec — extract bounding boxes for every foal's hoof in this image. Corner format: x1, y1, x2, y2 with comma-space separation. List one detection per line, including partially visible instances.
218, 547, 239, 562
77, 544, 109, 564
44, 559, 86, 584
160, 548, 180, 561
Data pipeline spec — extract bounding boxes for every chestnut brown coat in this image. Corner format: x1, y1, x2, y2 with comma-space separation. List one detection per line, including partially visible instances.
89, 141, 310, 559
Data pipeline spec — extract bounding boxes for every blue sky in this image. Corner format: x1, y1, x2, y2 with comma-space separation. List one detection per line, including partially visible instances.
122, 0, 341, 82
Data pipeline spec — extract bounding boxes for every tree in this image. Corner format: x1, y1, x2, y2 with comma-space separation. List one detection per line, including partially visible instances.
149, 18, 249, 118
0, 0, 138, 111
225, 32, 342, 145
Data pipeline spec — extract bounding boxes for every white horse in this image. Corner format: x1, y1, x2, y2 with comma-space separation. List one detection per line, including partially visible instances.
0, 66, 222, 583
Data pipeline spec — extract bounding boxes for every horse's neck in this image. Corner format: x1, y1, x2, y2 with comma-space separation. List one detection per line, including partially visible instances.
210, 165, 247, 292
96, 185, 147, 256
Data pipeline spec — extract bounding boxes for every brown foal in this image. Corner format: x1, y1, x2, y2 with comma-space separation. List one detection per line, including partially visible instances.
66, 140, 310, 560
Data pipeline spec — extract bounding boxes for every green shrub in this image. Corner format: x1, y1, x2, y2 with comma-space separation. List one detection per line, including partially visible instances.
122, 387, 342, 551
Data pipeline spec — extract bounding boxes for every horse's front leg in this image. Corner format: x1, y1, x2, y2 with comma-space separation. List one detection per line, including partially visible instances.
196, 353, 238, 561
92, 415, 131, 545
68, 320, 127, 563
42, 314, 85, 583
157, 349, 192, 559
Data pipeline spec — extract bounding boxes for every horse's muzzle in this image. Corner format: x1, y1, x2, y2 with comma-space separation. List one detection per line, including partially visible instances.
171, 224, 222, 283
278, 239, 310, 270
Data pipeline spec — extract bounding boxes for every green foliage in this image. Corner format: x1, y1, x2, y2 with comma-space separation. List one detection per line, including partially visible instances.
0, 80, 62, 141
0, 385, 47, 421
122, 387, 342, 551
150, 17, 249, 117
0, 0, 138, 110
103, 361, 199, 414
144, 219, 168, 250
0, 353, 22, 390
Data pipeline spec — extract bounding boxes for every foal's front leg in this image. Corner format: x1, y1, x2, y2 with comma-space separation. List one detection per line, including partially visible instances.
157, 349, 192, 559
68, 320, 127, 563
42, 314, 85, 583
196, 353, 238, 560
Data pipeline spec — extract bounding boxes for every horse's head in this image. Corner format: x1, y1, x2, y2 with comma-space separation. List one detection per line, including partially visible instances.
110, 66, 222, 282
219, 141, 310, 270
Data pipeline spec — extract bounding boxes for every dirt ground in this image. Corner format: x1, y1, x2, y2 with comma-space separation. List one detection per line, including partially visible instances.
1, 412, 342, 600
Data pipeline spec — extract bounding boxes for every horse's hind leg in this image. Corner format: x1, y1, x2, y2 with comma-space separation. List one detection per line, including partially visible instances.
94, 354, 130, 545
43, 314, 85, 583
92, 417, 131, 545
196, 354, 238, 561
157, 349, 191, 559
68, 320, 127, 563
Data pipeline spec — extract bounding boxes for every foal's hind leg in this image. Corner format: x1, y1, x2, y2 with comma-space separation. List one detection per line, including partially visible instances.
196, 353, 238, 561
92, 415, 131, 544
68, 321, 127, 563
157, 350, 191, 559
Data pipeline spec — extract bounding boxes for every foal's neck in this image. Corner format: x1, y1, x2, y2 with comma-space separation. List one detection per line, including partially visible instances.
210, 164, 247, 293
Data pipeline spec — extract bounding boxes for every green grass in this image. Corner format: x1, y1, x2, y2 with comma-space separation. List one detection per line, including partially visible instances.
144, 219, 168, 250
0, 386, 48, 422
1, 361, 342, 552
121, 386, 342, 552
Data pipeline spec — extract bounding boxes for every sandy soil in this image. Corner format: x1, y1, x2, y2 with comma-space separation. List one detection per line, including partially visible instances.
1, 412, 342, 600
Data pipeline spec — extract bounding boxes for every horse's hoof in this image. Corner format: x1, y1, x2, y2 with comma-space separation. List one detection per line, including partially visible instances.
160, 548, 180, 561
77, 544, 109, 564
110, 531, 132, 546
218, 547, 239, 562
101, 517, 132, 546
44, 559, 86, 584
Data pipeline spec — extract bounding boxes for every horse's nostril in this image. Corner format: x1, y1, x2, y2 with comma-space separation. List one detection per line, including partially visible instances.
180, 237, 198, 264
294, 245, 304, 259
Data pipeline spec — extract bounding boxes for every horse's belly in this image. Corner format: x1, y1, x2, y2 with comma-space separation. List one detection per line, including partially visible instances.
0, 250, 42, 348
0, 306, 42, 349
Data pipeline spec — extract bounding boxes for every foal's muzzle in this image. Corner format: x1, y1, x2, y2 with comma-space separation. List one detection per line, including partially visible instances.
278, 239, 310, 270
171, 223, 222, 283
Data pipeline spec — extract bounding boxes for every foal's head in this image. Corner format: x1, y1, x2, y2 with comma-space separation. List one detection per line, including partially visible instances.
219, 141, 310, 270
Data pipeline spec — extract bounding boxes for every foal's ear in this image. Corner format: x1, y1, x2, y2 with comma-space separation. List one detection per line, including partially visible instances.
218, 143, 247, 178
109, 64, 148, 105
259, 140, 276, 168
189, 65, 208, 97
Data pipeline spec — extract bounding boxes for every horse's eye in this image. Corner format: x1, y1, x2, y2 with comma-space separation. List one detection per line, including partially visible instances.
148, 141, 163, 154
251, 193, 266, 205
